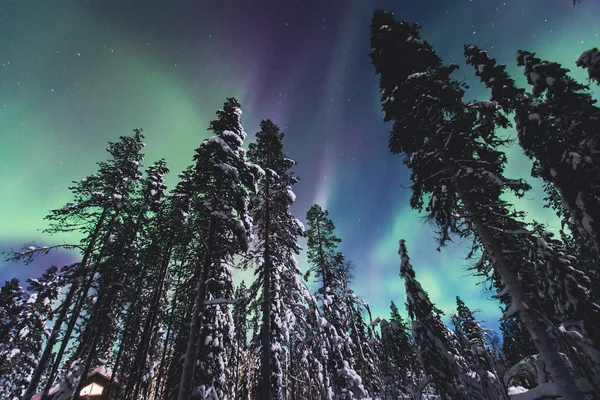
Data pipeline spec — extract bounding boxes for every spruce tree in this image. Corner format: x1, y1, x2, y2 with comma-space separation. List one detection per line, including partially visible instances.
379, 301, 420, 398
454, 296, 508, 400
246, 119, 305, 400
29, 130, 146, 400
0, 278, 29, 399
305, 205, 341, 297
305, 205, 366, 399
0, 267, 62, 399
463, 45, 600, 370
399, 240, 468, 399
463, 44, 600, 295
176, 98, 257, 400
370, 12, 589, 398
63, 132, 149, 400
109, 158, 172, 400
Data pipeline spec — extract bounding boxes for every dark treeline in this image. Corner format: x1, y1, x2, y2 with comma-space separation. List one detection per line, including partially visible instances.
2, 7, 600, 400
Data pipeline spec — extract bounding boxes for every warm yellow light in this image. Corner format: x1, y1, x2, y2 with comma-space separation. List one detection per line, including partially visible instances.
79, 382, 104, 396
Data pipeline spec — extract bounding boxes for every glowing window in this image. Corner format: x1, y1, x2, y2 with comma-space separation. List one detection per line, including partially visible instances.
79, 382, 104, 396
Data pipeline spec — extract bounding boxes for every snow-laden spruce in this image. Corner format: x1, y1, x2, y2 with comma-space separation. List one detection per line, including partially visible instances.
399, 239, 470, 400
176, 98, 258, 400
370, 11, 593, 399
244, 119, 306, 399
0, 268, 61, 400
305, 205, 369, 399
27, 130, 148, 400
453, 296, 509, 400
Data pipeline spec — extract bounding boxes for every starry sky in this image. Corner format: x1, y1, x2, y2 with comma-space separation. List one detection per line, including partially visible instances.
1, 0, 599, 332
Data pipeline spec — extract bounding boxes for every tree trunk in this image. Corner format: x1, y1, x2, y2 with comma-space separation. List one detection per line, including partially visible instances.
41, 211, 117, 399
261, 183, 272, 400
153, 275, 181, 400
24, 279, 80, 400
129, 245, 173, 400
177, 217, 216, 400
448, 161, 585, 400
41, 270, 94, 400
70, 278, 119, 400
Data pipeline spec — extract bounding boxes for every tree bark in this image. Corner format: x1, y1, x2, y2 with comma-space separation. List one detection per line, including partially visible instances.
130, 245, 173, 400
261, 181, 272, 400
153, 275, 181, 400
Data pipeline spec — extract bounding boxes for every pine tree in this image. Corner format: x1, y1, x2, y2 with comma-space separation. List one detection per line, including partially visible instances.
370, 12, 589, 398
25, 130, 147, 400
246, 119, 305, 400
62, 132, 148, 400
379, 301, 420, 398
341, 264, 381, 397
161, 166, 201, 400
304, 205, 341, 297
305, 206, 366, 399
176, 98, 257, 400
399, 239, 468, 399
463, 45, 600, 377
463, 44, 600, 295
518, 50, 600, 254
0, 278, 29, 399
454, 296, 508, 400
108, 158, 172, 400
0, 267, 62, 399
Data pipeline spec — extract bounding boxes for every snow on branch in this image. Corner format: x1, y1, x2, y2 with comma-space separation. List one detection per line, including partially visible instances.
2, 243, 85, 264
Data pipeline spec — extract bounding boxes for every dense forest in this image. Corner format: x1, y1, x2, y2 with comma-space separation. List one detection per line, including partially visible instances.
1, 9, 600, 400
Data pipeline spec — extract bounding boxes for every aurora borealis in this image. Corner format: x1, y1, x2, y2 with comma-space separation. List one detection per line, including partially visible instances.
1, 0, 599, 331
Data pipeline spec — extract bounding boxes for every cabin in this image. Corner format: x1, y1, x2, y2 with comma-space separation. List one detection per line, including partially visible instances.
32, 367, 116, 400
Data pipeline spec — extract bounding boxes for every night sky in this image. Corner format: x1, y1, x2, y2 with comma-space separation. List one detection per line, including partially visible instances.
1, 0, 599, 331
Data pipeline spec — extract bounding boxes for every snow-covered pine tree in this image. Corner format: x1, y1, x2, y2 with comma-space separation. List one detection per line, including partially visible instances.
463, 45, 600, 380
29, 130, 146, 400
399, 239, 468, 399
379, 301, 421, 398
340, 262, 381, 397
453, 296, 508, 400
245, 119, 305, 400
161, 166, 204, 400
463, 45, 600, 293
305, 205, 366, 399
61, 132, 149, 400
0, 278, 29, 399
176, 98, 257, 400
0, 268, 61, 400
108, 159, 173, 400
370, 12, 588, 398
518, 50, 600, 254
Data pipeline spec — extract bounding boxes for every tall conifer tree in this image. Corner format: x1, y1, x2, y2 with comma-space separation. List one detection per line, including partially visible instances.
399, 240, 469, 399
370, 12, 592, 398
246, 119, 305, 400
176, 98, 257, 400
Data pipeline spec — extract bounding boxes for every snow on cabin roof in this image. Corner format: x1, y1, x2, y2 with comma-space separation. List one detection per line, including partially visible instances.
31, 367, 116, 400
89, 366, 113, 381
